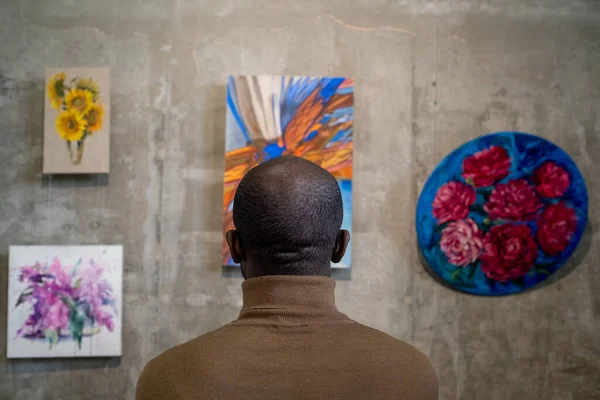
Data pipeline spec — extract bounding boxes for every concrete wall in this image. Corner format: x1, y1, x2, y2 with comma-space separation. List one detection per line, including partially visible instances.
1, 0, 599, 399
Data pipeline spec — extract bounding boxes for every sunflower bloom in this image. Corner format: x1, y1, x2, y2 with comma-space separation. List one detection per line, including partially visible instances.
47, 72, 66, 109
76, 78, 100, 100
65, 88, 93, 114
85, 103, 104, 133
56, 109, 87, 141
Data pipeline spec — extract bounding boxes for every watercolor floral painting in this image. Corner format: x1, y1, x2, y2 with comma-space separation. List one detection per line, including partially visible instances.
7, 246, 122, 358
416, 132, 588, 296
43, 68, 110, 174
223, 76, 354, 268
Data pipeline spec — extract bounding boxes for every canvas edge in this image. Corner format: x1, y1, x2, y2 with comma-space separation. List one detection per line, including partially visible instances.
6, 244, 124, 358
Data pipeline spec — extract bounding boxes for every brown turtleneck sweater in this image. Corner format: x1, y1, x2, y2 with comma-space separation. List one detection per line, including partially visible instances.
136, 276, 438, 399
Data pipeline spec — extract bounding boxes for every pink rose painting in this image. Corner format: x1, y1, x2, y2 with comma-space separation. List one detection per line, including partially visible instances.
440, 218, 483, 267
416, 132, 588, 296
7, 246, 123, 358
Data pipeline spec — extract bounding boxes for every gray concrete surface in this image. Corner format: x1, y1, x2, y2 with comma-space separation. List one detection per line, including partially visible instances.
1, 0, 599, 399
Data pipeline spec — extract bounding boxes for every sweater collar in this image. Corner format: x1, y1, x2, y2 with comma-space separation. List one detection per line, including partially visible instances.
237, 275, 348, 325
241, 275, 337, 311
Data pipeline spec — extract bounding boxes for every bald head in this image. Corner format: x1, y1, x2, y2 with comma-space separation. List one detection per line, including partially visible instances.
227, 156, 349, 278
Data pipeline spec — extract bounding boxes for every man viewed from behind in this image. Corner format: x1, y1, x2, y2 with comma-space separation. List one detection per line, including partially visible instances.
137, 155, 438, 400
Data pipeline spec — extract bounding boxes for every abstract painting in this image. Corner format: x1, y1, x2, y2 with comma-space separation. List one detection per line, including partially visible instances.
223, 76, 354, 268
416, 132, 588, 296
43, 68, 110, 174
7, 246, 122, 358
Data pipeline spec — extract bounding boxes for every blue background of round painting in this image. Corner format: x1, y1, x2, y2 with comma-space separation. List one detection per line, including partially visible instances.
416, 132, 588, 296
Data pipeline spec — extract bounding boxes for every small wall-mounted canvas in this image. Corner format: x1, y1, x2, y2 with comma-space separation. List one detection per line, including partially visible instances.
416, 132, 588, 296
7, 245, 123, 358
223, 75, 354, 268
43, 68, 110, 174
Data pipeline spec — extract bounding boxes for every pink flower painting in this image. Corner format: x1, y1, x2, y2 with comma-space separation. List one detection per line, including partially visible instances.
416, 132, 588, 296
440, 218, 483, 266
8, 246, 122, 358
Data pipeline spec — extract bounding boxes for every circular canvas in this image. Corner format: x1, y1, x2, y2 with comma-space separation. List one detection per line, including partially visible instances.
416, 132, 588, 296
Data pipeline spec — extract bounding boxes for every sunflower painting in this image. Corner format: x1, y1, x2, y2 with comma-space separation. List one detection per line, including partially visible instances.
223, 76, 354, 268
43, 68, 110, 174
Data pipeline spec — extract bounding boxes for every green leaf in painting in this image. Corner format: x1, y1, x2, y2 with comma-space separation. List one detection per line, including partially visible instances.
433, 223, 449, 234
537, 268, 550, 275
69, 304, 86, 349
71, 258, 82, 276
45, 329, 58, 349
60, 295, 75, 309
451, 269, 462, 281
73, 278, 82, 289
15, 287, 33, 307
467, 264, 477, 279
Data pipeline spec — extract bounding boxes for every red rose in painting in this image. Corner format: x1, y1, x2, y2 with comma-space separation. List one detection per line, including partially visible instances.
533, 162, 570, 198
440, 218, 483, 266
480, 224, 538, 282
536, 202, 578, 256
432, 182, 476, 224
462, 146, 512, 187
484, 179, 543, 220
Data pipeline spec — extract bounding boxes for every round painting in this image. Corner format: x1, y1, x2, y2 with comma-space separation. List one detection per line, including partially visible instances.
416, 132, 588, 296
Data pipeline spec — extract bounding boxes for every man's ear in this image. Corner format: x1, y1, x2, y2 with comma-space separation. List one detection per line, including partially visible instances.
331, 230, 350, 263
226, 230, 245, 264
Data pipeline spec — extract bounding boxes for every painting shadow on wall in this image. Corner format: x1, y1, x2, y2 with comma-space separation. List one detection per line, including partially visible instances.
21, 77, 44, 183
41, 173, 109, 188
528, 221, 593, 292
6, 357, 121, 374
417, 222, 593, 296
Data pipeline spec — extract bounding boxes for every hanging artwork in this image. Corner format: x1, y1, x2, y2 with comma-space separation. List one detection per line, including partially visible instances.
7, 246, 122, 358
416, 132, 588, 296
223, 76, 354, 268
43, 68, 110, 174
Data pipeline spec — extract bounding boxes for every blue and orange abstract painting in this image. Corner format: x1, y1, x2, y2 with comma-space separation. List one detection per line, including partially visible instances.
223, 75, 354, 268
416, 132, 588, 296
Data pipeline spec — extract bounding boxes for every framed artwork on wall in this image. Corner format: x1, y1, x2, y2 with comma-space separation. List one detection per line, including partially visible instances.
416, 132, 588, 296
7, 245, 123, 358
43, 68, 110, 174
222, 75, 354, 268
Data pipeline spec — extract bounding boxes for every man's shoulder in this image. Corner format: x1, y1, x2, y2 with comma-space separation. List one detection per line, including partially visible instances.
136, 325, 234, 400
345, 321, 438, 392
349, 321, 432, 359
